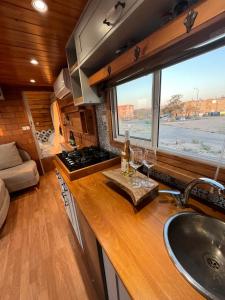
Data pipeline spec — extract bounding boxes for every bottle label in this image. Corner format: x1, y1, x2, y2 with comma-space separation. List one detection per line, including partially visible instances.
121, 158, 128, 173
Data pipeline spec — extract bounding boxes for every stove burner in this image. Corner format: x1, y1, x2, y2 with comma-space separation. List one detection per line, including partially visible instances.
57, 146, 116, 172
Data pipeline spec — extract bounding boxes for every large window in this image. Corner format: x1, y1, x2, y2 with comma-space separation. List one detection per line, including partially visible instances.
114, 74, 153, 140
159, 46, 225, 161
112, 45, 225, 163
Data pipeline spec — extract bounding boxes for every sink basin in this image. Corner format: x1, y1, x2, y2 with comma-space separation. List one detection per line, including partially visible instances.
164, 212, 225, 300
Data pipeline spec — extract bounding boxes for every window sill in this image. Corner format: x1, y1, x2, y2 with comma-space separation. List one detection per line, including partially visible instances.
158, 146, 225, 169
110, 137, 225, 183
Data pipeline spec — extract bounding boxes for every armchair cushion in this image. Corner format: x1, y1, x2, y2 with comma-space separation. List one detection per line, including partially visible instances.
0, 160, 39, 193
0, 142, 23, 170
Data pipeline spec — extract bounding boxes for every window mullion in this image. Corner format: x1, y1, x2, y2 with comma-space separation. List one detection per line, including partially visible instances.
152, 70, 161, 149
110, 88, 118, 139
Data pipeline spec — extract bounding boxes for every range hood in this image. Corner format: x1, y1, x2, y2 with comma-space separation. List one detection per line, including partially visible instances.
53, 69, 71, 99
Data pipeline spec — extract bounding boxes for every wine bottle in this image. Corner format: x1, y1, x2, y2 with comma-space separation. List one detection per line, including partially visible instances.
121, 129, 130, 175
69, 131, 76, 147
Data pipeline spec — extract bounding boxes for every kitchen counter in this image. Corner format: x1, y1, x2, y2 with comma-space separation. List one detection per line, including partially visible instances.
54, 161, 225, 300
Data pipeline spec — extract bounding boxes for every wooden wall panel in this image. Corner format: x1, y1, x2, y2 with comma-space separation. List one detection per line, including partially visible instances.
25, 91, 53, 132
0, 87, 39, 163
57, 95, 99, 148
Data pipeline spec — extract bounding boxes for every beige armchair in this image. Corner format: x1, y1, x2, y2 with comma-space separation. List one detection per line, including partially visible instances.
0, 148, 39, 193
0, 179, 10, 228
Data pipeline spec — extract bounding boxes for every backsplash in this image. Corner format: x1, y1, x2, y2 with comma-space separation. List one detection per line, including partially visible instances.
96, 102, 225, 212
143, 167, 225, 211
95, 103, 120, 154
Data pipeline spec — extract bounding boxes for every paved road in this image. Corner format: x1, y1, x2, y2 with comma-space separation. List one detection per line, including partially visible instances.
159, 124, 225, 145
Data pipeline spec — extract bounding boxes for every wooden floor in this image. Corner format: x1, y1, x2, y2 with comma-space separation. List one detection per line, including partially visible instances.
0, 171, 97, 300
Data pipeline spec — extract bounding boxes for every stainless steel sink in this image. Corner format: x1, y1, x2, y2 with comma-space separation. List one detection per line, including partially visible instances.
164, 212, 225, 300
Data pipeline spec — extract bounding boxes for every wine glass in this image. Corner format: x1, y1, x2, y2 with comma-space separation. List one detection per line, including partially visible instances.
142, 148, 157, 188
129, 147, 143, 188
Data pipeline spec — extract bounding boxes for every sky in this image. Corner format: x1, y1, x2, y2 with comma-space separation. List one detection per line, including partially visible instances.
116, 45, 225, 108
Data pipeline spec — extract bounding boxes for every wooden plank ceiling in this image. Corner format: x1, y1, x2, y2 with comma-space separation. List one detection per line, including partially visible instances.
0, 0, 87, 86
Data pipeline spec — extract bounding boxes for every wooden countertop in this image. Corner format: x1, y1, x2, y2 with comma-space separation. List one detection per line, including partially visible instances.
54, 161, 225, 300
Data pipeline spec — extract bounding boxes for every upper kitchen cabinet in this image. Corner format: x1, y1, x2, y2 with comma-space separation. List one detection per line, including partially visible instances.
75, 0, 140, 65
71, 68, 101, 106
73, 0, 184, 74
65, 32, 101, 106
65, 0, 199, 105
66, 35, 78, 74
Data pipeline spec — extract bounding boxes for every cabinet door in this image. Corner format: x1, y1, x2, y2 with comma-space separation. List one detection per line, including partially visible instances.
56, 172, 83, 248
61, 190, 73, 224
76, 205, 106, 300
62, 185, 83, 249
69, 193, 83, 249
55, 170, 64, 198
75, 0, 111, 62
102, 249, 131, 300
76, 0, 137, 63
75, 0, 143, 63
118, 278, 131, 300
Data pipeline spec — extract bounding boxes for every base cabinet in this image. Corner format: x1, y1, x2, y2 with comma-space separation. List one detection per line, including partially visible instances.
56, 170, 83, 248
75, 204, 106, 300
102, 249, 131, 300
56, 170, 131, 300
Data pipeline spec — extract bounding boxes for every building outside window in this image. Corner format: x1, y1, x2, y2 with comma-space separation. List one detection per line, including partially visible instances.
114, 74, 153, 141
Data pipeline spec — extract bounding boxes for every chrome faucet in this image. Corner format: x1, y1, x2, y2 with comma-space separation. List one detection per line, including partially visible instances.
159, 177, 225, 208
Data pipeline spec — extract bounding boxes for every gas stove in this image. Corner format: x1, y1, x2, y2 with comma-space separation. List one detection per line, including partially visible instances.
56, 146, 118, 172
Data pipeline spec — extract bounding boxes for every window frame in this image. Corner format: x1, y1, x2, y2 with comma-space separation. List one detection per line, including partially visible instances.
110, 45, 225, 167
112, 74, 154, 143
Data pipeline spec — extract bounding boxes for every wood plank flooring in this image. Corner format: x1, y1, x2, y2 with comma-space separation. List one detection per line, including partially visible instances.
0, 171, 97, 300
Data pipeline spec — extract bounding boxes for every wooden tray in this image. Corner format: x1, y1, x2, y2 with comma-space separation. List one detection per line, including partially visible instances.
55, 155, 121, 180
102, 168, 159, 207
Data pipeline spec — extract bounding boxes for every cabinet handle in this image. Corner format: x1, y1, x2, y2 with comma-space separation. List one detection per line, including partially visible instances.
103, 1, 126, 26
64, 200, 69, 207
103, 18, 111, 26
115, 1, 126, 10
62, 192, 69, 206
62, 183, 68, 192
